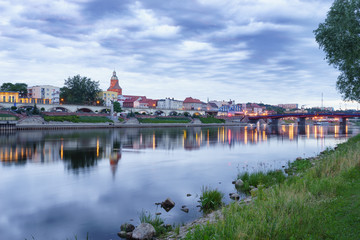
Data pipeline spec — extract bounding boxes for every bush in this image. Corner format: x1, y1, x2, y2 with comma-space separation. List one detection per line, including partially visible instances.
199, 186, 224, 213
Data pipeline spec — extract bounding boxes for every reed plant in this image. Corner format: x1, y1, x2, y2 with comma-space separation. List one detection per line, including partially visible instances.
139, 210, 171, 236
199, 186, 224, 213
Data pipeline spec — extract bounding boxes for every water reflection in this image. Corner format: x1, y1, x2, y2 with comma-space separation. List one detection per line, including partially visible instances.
0, 125, 352, 169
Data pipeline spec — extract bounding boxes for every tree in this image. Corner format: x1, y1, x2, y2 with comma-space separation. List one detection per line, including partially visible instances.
314, 0, 360, 102
113, 101, 122, 113
1, 82, 28, 97
60, 75, 102, 105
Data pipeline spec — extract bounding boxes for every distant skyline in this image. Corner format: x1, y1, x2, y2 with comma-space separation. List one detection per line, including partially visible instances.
0, 0, 358, 110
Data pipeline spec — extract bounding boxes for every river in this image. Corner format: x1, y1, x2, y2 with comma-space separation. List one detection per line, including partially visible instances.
0, 124, 358, 239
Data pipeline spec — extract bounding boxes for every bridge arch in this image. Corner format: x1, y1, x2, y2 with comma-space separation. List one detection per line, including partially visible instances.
169, 111, 179, 116
154, 110, 165, 116
76, 108, 94, 113
138, 110, 150, 115
48, 106, 71, 112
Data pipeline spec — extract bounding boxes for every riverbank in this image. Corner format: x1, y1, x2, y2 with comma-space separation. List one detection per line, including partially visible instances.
161, 134, 360, 239
15, 117, 246, 130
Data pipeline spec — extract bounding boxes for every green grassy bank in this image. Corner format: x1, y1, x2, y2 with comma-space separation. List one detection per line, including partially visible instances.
137, 117, 191, 124
43, 115, 112, 123
199, 117, 225, 124
185, 134, 360, 239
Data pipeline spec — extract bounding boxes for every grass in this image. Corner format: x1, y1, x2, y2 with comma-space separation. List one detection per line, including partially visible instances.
199, 186, 224, 213
236, 170, 286, 194
0, 113, 18, 120
139, 210, 172, 236
43, 115, 112, 123
184, 134, 360, 239
199, 117, 225, 124
137, 117, 191, 124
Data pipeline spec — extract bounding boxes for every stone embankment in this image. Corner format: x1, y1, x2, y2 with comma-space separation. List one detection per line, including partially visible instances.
15, 117, 246, 130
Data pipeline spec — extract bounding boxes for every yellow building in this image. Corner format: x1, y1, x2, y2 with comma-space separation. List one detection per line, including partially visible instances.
0, 91, 19, 103
98, 91, 118, 106
0, 91, 51, 104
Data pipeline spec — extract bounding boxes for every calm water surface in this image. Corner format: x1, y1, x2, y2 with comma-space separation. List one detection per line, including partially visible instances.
0, 125, 358, 239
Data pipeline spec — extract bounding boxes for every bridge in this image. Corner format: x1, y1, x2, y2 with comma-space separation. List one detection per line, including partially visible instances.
0, 102, 205, 116
247, 112, 360, 133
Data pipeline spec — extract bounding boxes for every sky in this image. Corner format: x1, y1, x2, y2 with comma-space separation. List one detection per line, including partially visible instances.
0, 0, 358, 110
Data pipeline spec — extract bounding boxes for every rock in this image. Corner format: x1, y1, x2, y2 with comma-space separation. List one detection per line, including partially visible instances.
155, 202, 161, 206
155, 212, 161, 215
230, 193, 240, 200
182, 205, 187, 208
181, 207, 189, 213
196, 205, 201, 207
235, 179, 244, 188
250, 188, 258, 197
161, 197, 175, 212
296, 157, 302, 160
120, 223, 135, 233
117, 231, 127, 238
231, 180, 236, 184
186, 193, 192, 197
249, 185, 255, 190
132, 223, 156, 240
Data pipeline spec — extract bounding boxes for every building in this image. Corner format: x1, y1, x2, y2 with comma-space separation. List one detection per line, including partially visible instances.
27, 85, 60, 104
0, 91, 19, 103
107, 71, 122, 95
278, 104, 298, 110
183, 97, 205, 111
98, 91, 118, 107
157, 98, 183, 110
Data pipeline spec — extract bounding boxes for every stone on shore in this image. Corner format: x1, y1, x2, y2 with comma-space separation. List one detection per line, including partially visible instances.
181, 207, 189, 213
235, 179, 244, 188
161, 197, 175, 212
120, 223, 135, 233
131, 223, 156, 240
230, 193, 240, 200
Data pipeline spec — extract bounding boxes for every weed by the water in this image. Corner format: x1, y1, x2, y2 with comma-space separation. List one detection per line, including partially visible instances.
237, 170, 286, 193
139, 210, 171, 236
199, 186, 224, 213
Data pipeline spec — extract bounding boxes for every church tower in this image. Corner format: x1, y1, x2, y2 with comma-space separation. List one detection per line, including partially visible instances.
107, 70, 122, 95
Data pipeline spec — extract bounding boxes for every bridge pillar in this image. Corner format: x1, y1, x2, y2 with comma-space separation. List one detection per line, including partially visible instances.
270, 118, 279, 126
270, 124, 280, 134
340, 117, 347, 133
249, 119, 259, 125
298, 117, 306, 134
298, 117, 306, 126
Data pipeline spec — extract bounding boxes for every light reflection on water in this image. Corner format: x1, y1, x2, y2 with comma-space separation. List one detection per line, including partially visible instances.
0, 125, 358, 239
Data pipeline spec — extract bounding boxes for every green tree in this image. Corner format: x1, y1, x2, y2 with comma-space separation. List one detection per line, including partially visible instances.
60, 75, 102, 105
113, 101, 122, 113
314, 0, 360, 102
1, 82, 28, 97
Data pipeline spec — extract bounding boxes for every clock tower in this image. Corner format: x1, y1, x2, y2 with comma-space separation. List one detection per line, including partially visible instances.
107, 70, 122, 95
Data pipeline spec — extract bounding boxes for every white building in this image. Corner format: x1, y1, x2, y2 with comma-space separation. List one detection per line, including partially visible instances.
157, 98, 183, 110
28, 85, 60, 104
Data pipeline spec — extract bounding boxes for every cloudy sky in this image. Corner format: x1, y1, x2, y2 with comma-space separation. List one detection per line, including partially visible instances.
0, 0, 358, 109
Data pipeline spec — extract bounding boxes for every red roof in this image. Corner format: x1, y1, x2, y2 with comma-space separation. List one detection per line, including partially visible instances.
184, 97, 202, 103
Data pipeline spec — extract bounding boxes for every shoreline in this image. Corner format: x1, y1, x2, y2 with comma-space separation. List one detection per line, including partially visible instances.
164, 134, 360, 239
15, 122, 246, 130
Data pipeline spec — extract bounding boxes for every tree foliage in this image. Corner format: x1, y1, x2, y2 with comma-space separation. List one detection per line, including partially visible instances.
60, 75, 102, 105
113, 101, 122, 113
0, 82, 28, 97
314, 0, 360, 102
